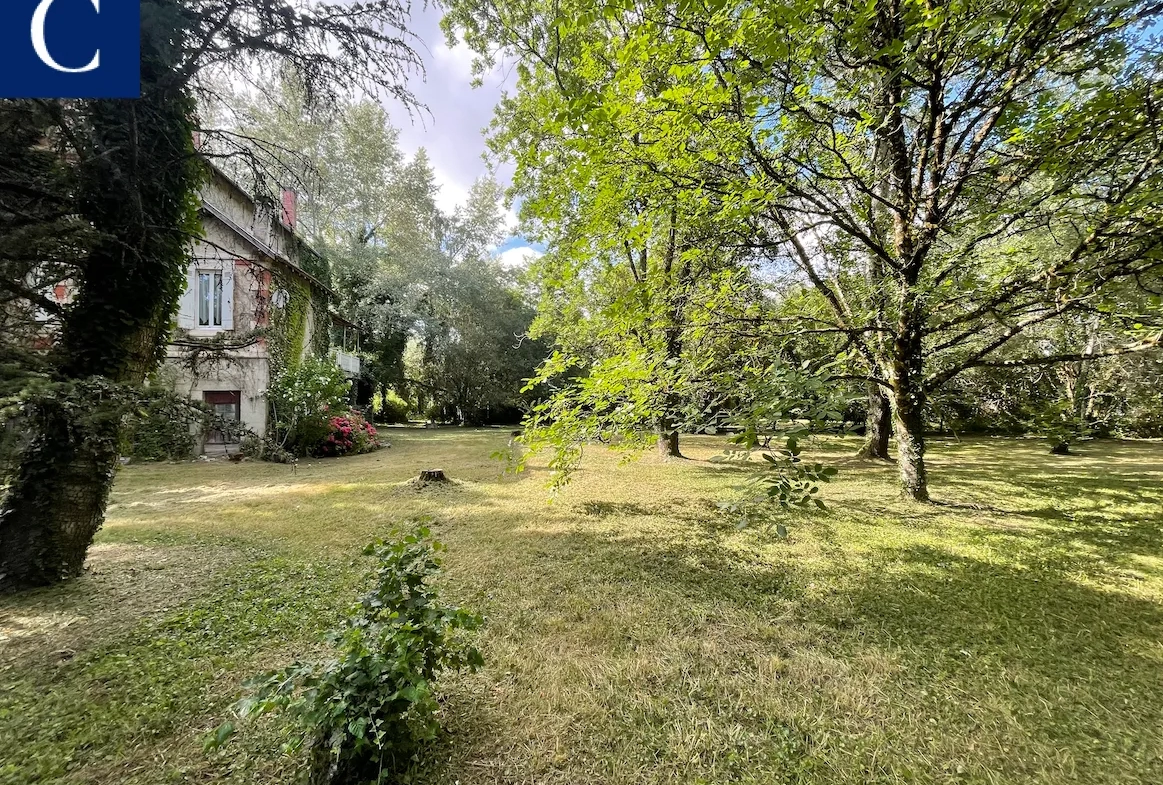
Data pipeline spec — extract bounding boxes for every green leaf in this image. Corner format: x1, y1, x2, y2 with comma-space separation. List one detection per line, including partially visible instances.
203, 721, 235, 752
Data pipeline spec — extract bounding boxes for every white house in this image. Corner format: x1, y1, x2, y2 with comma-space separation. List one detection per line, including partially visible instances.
164, 165, 358, 452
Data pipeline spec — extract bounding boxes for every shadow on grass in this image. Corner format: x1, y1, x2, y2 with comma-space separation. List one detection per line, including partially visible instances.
491, 519, 1163, 780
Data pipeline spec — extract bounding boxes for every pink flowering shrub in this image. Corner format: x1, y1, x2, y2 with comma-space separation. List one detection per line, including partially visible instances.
316, 412, 381, 457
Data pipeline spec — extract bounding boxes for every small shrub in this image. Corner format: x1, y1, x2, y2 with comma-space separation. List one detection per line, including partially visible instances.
208, 525, 483, 785
239, 434, 295, 464
317, 412, 381, 457
239, 434, 263, 458
122, 388, 206, 461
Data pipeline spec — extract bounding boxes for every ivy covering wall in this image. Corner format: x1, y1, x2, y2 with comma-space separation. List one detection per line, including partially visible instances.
268, 272, 331, 374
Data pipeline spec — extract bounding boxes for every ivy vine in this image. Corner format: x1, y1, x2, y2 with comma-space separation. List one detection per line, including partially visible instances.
268, 274, 319, 374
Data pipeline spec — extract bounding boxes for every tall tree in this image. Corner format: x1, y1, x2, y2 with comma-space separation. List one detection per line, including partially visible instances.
446, 0, 1163, 500
408, 257, 546, 423
445, 0, 761, 460
718, 0, 1163, 498
0, 0, 421, 591
407, 178, 548, 423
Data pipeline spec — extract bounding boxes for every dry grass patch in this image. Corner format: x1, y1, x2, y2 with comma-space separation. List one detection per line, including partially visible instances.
0, 543, 235, 669
2, 429, 1162, 784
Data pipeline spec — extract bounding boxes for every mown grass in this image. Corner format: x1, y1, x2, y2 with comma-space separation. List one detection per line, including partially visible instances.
2, 430, 1162, 784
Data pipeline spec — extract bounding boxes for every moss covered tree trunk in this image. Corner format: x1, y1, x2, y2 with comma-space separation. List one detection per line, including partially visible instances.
857, 384, 892, 460
892, 395, 929, 502
0, 403, 119, 590
0, 25, 204, 591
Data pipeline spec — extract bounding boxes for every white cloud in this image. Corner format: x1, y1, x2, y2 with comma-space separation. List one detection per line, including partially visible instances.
496, 246, 543, 269
385, 6, 515, 218
431, 168, 470, 215
431, 39, 477, 78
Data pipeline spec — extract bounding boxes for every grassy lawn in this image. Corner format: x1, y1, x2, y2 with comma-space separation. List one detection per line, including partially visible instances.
2, 430, 1162, 784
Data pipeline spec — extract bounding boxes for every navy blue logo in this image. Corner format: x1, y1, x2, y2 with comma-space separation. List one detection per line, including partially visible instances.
0, 0, 140, 98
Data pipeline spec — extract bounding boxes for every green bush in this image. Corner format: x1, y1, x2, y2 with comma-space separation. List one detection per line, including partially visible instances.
122, 388, 206, 461
378, 389, 412, 424
239, 434, 295, 464
317, 412, 382, 457
267, 357, 352, 456
209, 524, 483, 784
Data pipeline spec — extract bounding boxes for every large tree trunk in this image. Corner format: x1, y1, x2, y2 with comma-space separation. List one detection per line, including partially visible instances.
892, 395, 929, 501
1, 52, 203, 591
890, 284, 930, 501
871, 10, 931, 503
890, 317, 930, 501
0, 402, 119, 591
856, 384, 892, 459
656, 423, 682, 459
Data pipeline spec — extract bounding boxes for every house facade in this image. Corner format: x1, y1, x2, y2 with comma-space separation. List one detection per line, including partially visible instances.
164, 165, 358, 452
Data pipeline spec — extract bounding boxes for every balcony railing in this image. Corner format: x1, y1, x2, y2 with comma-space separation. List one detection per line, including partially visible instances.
334, 349, 360, 376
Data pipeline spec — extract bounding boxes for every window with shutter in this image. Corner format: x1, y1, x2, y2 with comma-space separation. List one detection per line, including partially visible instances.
196, 271, 223, 327
188, 264, 235, 331
177, 265, 197, 329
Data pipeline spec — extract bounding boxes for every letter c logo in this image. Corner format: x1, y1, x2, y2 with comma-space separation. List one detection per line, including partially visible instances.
32, 0, 101, 74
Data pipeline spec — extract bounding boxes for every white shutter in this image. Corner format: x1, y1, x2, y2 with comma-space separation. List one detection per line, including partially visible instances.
221, 263, 235, 330
177, 265, 196, 329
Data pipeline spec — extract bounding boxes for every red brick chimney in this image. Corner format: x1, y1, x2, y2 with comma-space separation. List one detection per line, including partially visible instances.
280, 188, 298, 230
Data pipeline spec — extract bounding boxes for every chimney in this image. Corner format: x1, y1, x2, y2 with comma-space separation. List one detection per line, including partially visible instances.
280, 188, 298, 231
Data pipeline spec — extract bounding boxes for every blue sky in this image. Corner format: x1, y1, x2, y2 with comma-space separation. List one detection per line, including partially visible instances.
383, 4, 542, 267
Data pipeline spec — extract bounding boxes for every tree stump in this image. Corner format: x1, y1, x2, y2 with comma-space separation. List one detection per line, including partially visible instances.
417, 469, 448, 483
